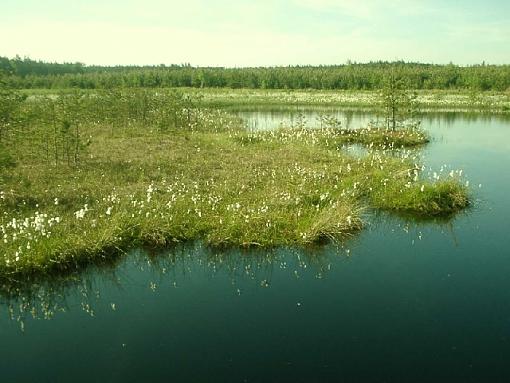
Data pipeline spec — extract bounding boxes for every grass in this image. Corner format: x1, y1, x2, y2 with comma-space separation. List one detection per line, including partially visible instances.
370, 177, 469, 216
186, 88, 510, 113
326, 126, 429, 147
20, 87, 510, 113
0, 94, 469, 278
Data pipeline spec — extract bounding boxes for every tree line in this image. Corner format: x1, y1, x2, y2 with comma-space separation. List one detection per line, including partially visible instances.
1, 56, 510, 91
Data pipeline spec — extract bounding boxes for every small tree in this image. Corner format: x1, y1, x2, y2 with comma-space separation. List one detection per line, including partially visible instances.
0, 70, 18, 182
0, 89, 26, 143
379, 67, 419, 130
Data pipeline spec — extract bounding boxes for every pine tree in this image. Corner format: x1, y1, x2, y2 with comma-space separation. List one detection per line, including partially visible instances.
380, 67, 419, 130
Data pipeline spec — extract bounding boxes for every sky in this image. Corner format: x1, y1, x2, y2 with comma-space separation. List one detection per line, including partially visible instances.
1, 0, 509, 67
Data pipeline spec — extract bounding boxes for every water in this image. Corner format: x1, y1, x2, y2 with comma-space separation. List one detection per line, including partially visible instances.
2, 108, 510, 382
235, 106, 376, 131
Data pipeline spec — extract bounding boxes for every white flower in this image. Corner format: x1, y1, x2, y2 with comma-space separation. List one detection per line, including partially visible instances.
75, 209, 85, 219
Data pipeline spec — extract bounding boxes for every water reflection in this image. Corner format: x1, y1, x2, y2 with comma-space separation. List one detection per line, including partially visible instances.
230, 106, 510, 131
0, 244, 332, 326
0, 209, 458, 329
0, 259, 121, 329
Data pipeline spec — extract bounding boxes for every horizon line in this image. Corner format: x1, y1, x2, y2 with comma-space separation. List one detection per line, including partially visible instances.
1, 55, 506, 69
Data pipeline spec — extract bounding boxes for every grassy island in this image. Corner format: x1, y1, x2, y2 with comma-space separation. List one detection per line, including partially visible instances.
0, 90, 469, 277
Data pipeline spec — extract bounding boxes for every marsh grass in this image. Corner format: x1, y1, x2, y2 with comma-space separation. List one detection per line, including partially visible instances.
370, 179, 469, 216
335, 126, 429, 147
188, 88, 510, 113
0, 91, 469, 277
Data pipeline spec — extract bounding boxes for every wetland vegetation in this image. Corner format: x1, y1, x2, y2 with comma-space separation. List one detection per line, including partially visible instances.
3, 0, 510, 379
0, 86, 469, 279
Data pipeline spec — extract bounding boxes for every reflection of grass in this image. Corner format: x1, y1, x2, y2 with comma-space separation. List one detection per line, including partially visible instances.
0, 243, 340, 325
0, 252, 124, 327
0, 102, 469, 278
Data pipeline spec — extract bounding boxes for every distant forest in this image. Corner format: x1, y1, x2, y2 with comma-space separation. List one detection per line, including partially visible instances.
1, 56, 509, 91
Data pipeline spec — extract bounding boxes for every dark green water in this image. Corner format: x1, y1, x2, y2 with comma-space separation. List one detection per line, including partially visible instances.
2, 109, 510, 382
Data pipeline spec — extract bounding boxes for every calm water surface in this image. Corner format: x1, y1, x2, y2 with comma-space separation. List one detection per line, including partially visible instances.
1, 108, 510, 382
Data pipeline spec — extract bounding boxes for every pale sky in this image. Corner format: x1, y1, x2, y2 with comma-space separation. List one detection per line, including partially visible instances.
1, 0, 509, 67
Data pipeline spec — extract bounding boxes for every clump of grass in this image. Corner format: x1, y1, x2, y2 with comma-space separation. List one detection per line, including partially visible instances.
370, 179, 469, 216
231, 125, 429, 150
335, 126, 429, 147
301, 202, 363, 244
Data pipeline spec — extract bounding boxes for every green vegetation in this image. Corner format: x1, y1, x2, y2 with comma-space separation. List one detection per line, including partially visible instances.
379, 69, 419, 130
2, 56, 510, 91
187, 88, 510, 113
370, 179, 468, 216
0, 89, 469, 278
18, 87, 510, 113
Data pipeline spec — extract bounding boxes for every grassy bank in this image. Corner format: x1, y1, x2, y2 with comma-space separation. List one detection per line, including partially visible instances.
0, 91, 469, 277
190, 88, 510, 113
19, 88, 510, 113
